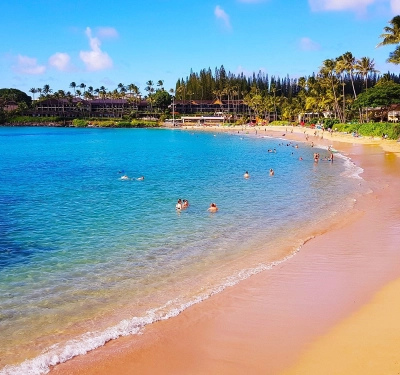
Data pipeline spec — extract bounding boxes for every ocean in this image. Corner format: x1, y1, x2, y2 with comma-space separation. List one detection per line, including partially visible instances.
0, 126, 365, 374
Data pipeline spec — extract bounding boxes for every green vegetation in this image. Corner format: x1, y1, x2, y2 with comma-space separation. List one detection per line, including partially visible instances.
333, 122, 400, 139
0, 88, 32, 106
354, 80, 400, 108
6, 116, 62, 124
269, 121, 295, 126
72, 119, 88, 127
377, 15, 400, 64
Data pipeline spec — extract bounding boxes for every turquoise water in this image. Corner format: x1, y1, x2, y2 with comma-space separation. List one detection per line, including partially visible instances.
0, 127, 364, 374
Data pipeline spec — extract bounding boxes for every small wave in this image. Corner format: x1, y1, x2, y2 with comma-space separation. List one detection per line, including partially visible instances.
337, 154, 364, 180
0, 237, 313, 375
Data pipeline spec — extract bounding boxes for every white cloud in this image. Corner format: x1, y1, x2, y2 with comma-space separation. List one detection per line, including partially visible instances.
299, 37, 321, 51
12, 54, 46, 75
309, 0, 376, 12
48, 52, 71, 71
97, 27, 119, 39
79, 27, 113, 71
391, 0, 400, 13
309, 0, 400, 13
215, 5, 231, 30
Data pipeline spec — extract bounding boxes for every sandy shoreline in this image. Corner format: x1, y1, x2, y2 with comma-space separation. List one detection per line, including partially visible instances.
51, 125, 400, 375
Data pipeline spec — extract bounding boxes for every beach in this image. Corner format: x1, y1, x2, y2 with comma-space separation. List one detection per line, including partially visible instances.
48, 125, 400, 375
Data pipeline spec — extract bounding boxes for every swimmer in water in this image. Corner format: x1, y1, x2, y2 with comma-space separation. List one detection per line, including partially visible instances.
182, 199, 189, 208
208, 203, 218, 212
137, 176, 144, 180
120, 175, 130, 180
269, 168, 274, 176
244, 171, 250, 179
176, 199, 182, 210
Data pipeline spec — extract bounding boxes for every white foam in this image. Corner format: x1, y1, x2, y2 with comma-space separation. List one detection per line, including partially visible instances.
0, 238, 312, 375
337, 154, 364, 180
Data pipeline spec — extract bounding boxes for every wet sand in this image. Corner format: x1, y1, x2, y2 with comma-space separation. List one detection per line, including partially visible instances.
52, 127, 400, 375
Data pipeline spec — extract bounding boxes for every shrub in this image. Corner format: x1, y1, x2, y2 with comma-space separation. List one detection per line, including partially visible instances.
333, 122, 400, 139
115, 121, 131, 127
72, 119, 88, 127
323, 118, 340, 129
130, 120, 160, 127
269, 120, 294, 126
7, 116, 62, 124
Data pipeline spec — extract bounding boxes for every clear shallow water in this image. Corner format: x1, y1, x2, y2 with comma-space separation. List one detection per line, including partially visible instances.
0, 127, 365, 374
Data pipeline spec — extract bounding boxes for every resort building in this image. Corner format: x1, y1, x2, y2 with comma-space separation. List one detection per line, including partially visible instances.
22, 96, 284, 122
28, 98, 148, 118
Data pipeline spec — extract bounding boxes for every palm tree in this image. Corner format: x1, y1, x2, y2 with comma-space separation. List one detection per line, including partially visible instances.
338, 52, 358, 99
355, 57, 379, 122
377, 15, 400, 47
42, 84, 52, 97
84, 91, 93, 100
29, 88, 37, 100
69, 82, 77, 96
223, 82, 233, 114
157, 80, 164, 91
355, 57, 378, 90
270, 84, 281, 121
127, 83, 135, 96
388, 46, 400, 64
320, 59, 342, 121
339, 52, 364, 122
99, 86, 107, 99
145, 80, 155, 112
79, 83, 86, 93
335, 57, 347, 122
117, 83, 125, 92
119, 86, 127, 99
231, 87, 239, 115
377, 16, 400, 64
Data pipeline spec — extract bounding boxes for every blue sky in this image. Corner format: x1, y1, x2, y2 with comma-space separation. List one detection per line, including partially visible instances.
1, 0, 400, 96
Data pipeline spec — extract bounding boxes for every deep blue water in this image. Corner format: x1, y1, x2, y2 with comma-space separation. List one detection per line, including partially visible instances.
0, 126, 364, 374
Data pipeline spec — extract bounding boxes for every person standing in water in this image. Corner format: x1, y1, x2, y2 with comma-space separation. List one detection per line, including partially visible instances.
244, 171, 250, 179
208, 203, 218, 212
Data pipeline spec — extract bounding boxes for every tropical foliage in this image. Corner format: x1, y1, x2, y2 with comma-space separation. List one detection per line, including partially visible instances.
377, 15, 400, 64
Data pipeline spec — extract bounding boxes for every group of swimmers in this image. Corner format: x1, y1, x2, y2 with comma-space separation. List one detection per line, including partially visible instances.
314, 151, 333, 162
244, 169, 274, 178
175, 199, 189, 210
176, 198, 219, 213
120, 175, 144, 181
